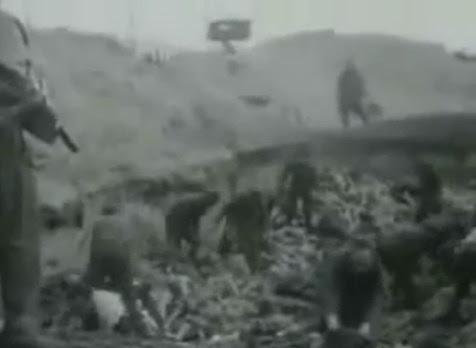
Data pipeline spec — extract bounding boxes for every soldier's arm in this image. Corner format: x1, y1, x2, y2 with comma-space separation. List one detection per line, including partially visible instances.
27, 28, 77, 149
0, 13, 60, 145
20, 75, 59, 145
0, 92, 41, 126
0, 62, 59, 144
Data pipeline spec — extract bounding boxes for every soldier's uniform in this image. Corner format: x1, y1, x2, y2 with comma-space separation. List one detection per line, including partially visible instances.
217, 190, 269, 272
165, 191, 219, 260
280, 161, 317, 231
0, 9, 59, 348
85, 211, 148, 336
336, 61, 368, 128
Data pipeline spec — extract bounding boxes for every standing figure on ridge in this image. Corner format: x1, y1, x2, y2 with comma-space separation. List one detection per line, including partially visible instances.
337, 59, 371, 128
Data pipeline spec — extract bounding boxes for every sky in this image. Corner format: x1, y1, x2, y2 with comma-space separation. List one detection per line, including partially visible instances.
2, 0, 476, 51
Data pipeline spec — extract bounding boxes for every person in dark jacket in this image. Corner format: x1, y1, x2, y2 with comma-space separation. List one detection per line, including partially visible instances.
337, 60, 368, 128
216, 190, 271, 272
165, 191, 219, 260
279, 161, 317, 231
320, 237, 383, 343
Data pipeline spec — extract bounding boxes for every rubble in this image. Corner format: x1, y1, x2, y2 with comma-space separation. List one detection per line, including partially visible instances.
38, 168, 476, 347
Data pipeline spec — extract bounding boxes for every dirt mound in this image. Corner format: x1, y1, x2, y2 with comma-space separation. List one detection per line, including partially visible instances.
25, 28, 476, 196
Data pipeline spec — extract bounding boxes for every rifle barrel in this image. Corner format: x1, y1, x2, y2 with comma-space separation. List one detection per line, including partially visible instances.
57, 127, 79, 153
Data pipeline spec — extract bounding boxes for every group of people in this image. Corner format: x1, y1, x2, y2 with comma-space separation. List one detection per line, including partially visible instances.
36, 149, 471, 346
56, 154, 476, 347
0, 5, 471, 348
275, 158, 476, 348
160, 156, 475, 347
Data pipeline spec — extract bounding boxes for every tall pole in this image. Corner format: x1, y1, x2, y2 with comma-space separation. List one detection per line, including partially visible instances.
23, 0, 31, 27
127, 0, 137, 51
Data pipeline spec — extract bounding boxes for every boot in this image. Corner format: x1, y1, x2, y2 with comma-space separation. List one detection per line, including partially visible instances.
0, 236, 45, 348
0, 259, 45, 348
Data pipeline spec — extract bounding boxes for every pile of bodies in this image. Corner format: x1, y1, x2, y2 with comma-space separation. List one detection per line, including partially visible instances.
38, 160, 476, 348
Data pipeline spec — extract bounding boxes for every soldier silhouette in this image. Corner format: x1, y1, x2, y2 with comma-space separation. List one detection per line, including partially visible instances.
0, 8, 66, 348
337, 59, 369, 128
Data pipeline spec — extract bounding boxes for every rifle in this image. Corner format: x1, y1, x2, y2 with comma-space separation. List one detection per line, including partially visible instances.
57, 126, 79, 153
0, 62, 79, 153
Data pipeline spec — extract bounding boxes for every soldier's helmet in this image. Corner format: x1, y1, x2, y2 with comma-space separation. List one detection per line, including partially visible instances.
0, 10, 51, 103
0, 9, 31, 75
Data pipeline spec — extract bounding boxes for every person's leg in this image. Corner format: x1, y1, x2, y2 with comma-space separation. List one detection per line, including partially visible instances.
116, 259, 146, 336
338, 103, 351, 128
0, 163, 44, 347
352, 102, 369, 125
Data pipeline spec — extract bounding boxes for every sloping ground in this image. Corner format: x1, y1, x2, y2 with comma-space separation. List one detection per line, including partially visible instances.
333, 111, 476, 146
229, 112, 476, 189
176, 30, 476, 127
30, 30, 304, 195
28, 28, 476, 195
304, 111, 476, 165
308, 111, 476, 183
255, 32, 476, 121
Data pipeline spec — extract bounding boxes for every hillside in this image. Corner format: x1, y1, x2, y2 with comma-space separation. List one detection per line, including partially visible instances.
28, 28, 476, 193
175, 30, 476, 123
19, 28, 476, 348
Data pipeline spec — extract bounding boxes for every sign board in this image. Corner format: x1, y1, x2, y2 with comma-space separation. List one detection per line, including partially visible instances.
207, 19, 251, 42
